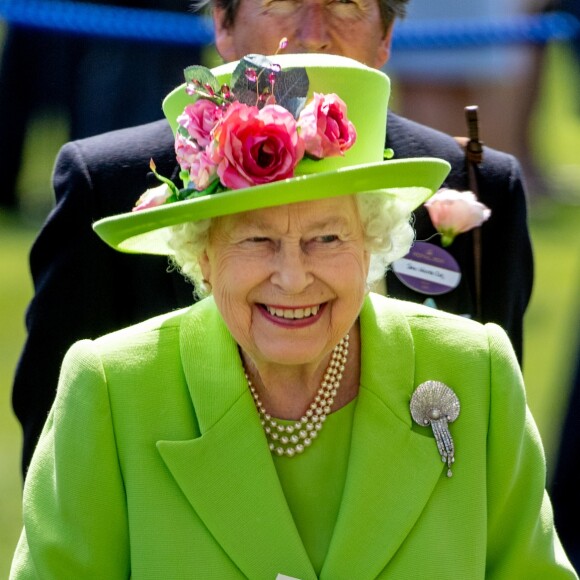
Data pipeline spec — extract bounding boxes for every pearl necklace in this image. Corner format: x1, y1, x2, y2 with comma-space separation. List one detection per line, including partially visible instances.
245, 334, 350, 458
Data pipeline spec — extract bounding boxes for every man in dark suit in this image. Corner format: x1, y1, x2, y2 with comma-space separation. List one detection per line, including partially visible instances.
12, 0, 533, 477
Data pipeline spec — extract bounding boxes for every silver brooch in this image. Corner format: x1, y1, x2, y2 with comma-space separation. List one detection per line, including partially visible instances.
410, 381, 460, 477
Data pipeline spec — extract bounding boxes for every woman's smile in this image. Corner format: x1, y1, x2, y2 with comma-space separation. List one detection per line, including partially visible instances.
259, 302, 326, 326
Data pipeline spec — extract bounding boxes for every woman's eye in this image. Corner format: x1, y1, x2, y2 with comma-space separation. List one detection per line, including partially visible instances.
316, 234, 339, 243
331, 0, 356, 6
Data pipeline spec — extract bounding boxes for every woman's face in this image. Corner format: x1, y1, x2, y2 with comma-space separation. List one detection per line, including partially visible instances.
200, 196, 370, 369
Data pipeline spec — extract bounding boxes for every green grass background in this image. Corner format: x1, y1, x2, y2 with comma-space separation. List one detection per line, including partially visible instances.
1, 42, 579, 574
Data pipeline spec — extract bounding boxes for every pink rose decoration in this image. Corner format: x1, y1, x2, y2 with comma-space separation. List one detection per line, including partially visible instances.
425, 188, 492, 246
212, 102, 304, 189
175, 132, 200, 171
175, 132, 218, 191
133, 184, 172, 211
189, 149, 217, 191
178, 100, 223, 147
297, 92, 356, 159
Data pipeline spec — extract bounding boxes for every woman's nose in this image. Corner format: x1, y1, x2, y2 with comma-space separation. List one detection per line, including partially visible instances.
270, 244, 314, 293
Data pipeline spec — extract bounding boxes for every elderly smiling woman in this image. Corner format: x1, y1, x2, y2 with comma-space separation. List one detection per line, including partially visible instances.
11, 54, 577, 579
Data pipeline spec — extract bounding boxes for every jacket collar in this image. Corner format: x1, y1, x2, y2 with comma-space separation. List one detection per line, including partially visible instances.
157, 295, 444, 579
157, 298, 316, 579
321, 294, 444, 578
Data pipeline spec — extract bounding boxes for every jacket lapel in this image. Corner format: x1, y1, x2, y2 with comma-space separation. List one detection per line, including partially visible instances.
157, 296, 444, 579
157, 299, 316, 580
322, 295, 444, 579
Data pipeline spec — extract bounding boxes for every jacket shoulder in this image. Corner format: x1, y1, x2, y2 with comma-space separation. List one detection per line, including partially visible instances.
387, 112, 522, 188
89, 297, 219, 356
367, 296, 521, 401
60, 309, 183, 373
91, 306, 187, 353
372, 294, 510, 356
53, 119, 176, 218
387, 112, 465, 166
62, 119, 174, 169
388, 296, 486, 335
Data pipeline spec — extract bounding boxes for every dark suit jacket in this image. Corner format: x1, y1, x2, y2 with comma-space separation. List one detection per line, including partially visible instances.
12, 112, 533, 475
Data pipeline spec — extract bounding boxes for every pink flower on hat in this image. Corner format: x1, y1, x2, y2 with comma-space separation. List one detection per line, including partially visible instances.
425, 188, 492, 247
133, 184, 172, 211
189, 149, 218, 191
297, 92, 356, 159
178, 100, 223, 148
175, 132, 201, 171
175, 132, 218, 191
142, 55, 360, 208
212, 102, 304, 189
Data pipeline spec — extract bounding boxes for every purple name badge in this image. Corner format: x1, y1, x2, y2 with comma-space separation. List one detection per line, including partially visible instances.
392, 241, 461, 296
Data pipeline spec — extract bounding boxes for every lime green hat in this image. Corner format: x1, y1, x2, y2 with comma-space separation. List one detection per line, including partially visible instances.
93, 53, 450, 255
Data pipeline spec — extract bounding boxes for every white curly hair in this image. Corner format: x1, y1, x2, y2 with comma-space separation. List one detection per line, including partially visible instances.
167, 191, 415, 298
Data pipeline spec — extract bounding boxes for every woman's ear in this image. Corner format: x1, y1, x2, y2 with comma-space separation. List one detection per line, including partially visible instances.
199, 249, 212, 285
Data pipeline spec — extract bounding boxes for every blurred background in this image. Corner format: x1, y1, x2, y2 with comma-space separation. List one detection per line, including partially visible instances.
1, 0, 579, 574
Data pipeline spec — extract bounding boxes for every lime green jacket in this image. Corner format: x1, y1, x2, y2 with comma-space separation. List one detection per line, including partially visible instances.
11, 295, 577, 579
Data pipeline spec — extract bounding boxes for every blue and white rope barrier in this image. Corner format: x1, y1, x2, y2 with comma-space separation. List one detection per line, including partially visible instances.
393, 12, 579, 50
0, 0, 215, 46
0, 0, 578, 50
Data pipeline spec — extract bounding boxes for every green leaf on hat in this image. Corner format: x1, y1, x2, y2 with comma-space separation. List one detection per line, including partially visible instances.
231, 55, 309, 116
231, 55, 275, 108
274, 68, 309, 118
183, 65, 220, 93
149, 159, 179, 197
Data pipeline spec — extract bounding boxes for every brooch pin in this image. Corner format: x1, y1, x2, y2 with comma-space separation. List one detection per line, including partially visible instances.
410, 381, 460, 477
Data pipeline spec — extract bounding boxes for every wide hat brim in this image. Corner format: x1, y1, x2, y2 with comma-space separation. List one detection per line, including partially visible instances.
94, 157, 450, 255
94, 53, 451, 255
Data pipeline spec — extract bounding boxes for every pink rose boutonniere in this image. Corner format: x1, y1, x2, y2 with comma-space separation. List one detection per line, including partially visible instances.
425, 188, 492, 247
134, 50, 357, 211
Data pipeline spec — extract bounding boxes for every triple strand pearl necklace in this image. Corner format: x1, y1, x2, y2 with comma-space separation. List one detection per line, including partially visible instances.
245, 334, 350, 458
